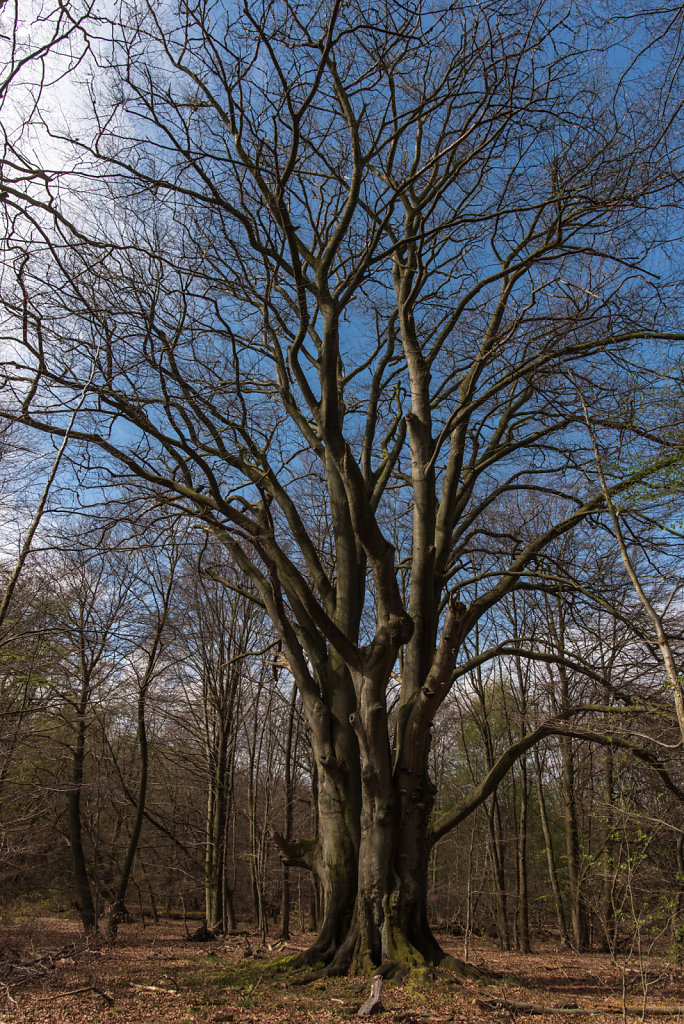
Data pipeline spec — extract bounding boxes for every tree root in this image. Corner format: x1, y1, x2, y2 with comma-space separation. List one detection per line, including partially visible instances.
376, 959, 409, 980
439, 953, 489, 981
288, 941, 342, 981
186, 920, 219, 943
289, 944, 335, 975
288, 923, 482, 988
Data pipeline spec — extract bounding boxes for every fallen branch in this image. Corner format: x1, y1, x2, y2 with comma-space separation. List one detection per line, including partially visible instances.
1, 942, 91, 975
130, 982, 179, 995
35, 985, 113, 1005
1, 980, 17, 1005
477, 997, 684, 1017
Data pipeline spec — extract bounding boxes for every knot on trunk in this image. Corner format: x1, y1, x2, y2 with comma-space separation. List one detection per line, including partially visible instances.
269, 826, 318, 872
445, 589, 468, 649
387, 613, 413, 645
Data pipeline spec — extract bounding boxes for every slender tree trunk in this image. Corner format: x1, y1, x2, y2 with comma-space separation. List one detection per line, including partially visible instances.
280, 682, 298, 939
248, 705, 261, 929
554, 642, 588, 952
599, 744, 616, 951
139, 857, 158, 923
487, 795, 511, 950
464, 829, 476, 963
68, 675, 96, 933
515, 749, 530, 953
534, 747, 569, 945
205, 727, 228, 931
472, 658, 510, 950
104, 564, 175, 943
512, 637, 530, 953
560, 732, 588, 950
675, 834, 684, 961
224, 887, 237, 932
105, 683, 149, 941
223, 736, 238, 931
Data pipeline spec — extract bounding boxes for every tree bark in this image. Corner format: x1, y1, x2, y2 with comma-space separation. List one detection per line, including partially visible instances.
487, 795, 511, 951
534, 747, 570, 946
280, 682, 298, 940
675, 834, 684, 961
599, 744, 616, 952
515, 748, 530, 953
205, 738, 228, 932
105, 680, 149, 942
560, 731, 588, 950
68, 674, 96, 934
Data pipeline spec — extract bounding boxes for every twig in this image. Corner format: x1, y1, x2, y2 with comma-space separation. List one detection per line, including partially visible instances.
130, 982, 179, 995
34, 985, 113, 1005
1, 979, 17, 1005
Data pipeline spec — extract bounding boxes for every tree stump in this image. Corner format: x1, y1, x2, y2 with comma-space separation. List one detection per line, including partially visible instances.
358, 975, 383, 1017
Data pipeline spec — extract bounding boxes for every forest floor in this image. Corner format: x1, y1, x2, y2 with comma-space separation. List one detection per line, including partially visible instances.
1, 917, 684, 1024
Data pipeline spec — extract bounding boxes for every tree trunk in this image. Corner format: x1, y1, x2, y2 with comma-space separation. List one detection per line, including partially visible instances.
472, 656, 510, 950
139, 857, 159, 923
674, 834, 684, 961
534, 747, 569, 946
515, 749, 530, 953
105, 682, 150, 942
222, 756, 238, 931
599, 744, 616, 952
513, 640, 530, 953
207, 676, 239, 933
269, 602, 480, 978
104, 565, 176, 944
306, 750, 478, 980
205, 727, 229, 931
277, 600, 479, 979
280, 682, 298, 940
487, 795, 511, 951
560, 732, 588, 950
68, 675, 96, 934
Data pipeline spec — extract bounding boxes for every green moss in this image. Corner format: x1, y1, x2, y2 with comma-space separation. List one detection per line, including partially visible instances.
183, 953, 295, 994
401, 966, 433, 995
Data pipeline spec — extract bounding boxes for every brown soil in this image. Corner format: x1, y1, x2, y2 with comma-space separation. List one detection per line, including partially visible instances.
1, 917, 683, 1024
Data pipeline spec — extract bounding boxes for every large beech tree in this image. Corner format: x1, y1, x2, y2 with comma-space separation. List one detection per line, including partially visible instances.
3, 0, 684, 975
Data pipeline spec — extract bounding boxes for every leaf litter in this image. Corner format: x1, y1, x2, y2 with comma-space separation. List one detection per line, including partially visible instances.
1, 918, 684, 1024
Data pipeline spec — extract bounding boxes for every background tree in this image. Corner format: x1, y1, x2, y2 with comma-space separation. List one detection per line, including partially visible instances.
171, 544, 270, 933
103, 519, 181, 941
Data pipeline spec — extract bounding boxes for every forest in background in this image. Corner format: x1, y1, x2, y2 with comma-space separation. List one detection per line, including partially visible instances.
2, 508, 684, 961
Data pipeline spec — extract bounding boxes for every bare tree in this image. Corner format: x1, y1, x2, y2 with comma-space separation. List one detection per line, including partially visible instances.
2, 0, 684, 976
47, 535, 137, 933
171, 545, 269, 933
104, 520, 181, 941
